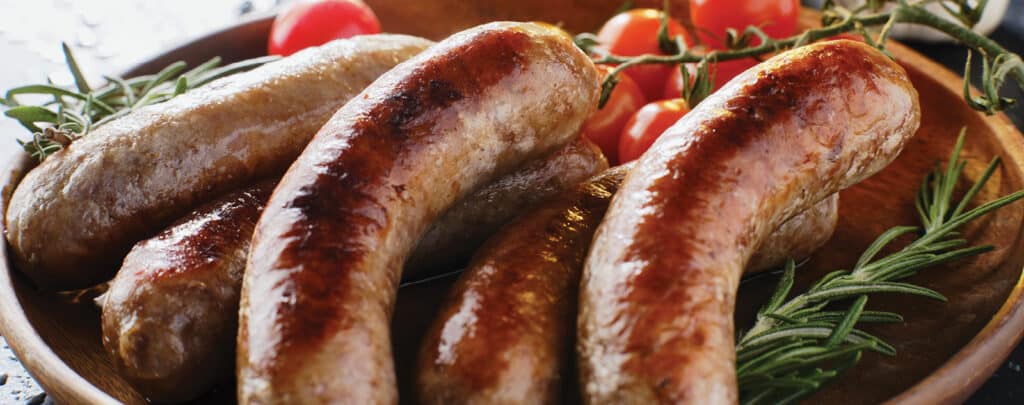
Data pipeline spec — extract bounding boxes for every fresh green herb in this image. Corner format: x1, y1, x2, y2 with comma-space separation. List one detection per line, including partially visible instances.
1, 43, 278, 161
582, 0, 1023, 113
735, 128, 1024, 404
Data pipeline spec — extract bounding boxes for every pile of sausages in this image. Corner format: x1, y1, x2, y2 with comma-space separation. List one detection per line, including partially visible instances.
4, 21, 919, 404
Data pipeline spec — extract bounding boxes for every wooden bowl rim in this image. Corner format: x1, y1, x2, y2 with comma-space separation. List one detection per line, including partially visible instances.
1, 14, 1024, 405
881, 42, 1024, 405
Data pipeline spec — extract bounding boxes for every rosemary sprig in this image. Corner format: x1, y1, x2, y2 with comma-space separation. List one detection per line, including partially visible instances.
583, 0, 1023, 113
1, 43, 278, 161
735, 129, 1024, 404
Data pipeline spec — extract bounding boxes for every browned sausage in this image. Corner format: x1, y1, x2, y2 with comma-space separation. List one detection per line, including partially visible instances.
98, 136, 607, 402
237, 22, 598, 404
405, 136, 608, 279
100, 180, 275, 403
5, 34, 433, 290
578, 40, 920, 403
748, 193, 838, 272
416, 170, 838, 404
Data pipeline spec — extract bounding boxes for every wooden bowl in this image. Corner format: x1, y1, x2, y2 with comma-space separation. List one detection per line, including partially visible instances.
2, 2, 1024, 404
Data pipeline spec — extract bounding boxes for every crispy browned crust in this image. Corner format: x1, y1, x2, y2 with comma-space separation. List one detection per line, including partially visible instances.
101, 180, 274, 403
579, 40, 920, 404
5, 35, 433, 290
238, 22, 598, 404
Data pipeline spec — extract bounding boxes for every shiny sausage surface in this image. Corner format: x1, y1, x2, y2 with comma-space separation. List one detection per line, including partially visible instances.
237, 22, 598, 404
6, 35, 433, 289
99, 136, 606, 402
579, 40, 920, 404
417, 169, 838, 404
101, 180, 275, 403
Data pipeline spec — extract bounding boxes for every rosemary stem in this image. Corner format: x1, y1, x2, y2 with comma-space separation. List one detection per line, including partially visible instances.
897, 5, 1024, 85
591, 1, 1024, 110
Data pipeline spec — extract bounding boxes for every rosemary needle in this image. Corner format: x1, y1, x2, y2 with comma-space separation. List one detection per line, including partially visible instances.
2, 43, 279, 161
737, 128, 1024, 404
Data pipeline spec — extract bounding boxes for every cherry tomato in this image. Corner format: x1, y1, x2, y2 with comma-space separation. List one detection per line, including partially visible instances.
662, 57, 760, 99
269, 0, 381, 56
619, 99, 690, 164
824, 33, 866, 43
596, 9, 693, 101
690, 0, 799, 50
580, 66, 646, 165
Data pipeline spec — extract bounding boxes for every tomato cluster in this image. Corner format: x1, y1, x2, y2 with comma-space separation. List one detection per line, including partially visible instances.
265, 0, 801, 166
582, 0, 799, 165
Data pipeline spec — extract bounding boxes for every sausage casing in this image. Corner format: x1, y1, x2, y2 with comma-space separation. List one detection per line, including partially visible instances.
578, 40, 920, 403
99, 136, 606, 402
237, 22, 598, 404
417, 168, 838, 404
5, 34, 433, 289
405, 136, 608, 279
100, 180, 275, 403
748, 193, 838, 272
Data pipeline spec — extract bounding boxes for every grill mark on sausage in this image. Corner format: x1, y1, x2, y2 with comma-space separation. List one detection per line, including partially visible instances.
624, 43, 881, 268
7, 35, 433, 290
265, 28, 532, 360
138, 181, 273, 282
418, 168, 624, 403
457, 171, 621, 384
591, 41, 909, 402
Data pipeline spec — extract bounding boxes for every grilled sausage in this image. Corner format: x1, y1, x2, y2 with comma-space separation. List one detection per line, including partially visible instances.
748, 193, 838, 272
5, 35, 434, 289
405, 136, 608, 279
237, 22, 598, 404
98, 137, 606, 402
578, 40, 920, 403
416, 172, 838, 404
101, 180, 275, 403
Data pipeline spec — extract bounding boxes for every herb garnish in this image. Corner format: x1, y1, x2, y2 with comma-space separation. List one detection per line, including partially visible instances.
0, 43, 278, 161
736, 129, 1024, 404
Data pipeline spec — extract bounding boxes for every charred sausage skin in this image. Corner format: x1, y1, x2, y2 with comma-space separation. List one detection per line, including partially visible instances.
578, 40, 920, 404
237, 22, 599, 404
6, 35, 433, 289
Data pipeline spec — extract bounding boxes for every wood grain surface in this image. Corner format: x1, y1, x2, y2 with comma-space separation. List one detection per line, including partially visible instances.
1, 3, 1023, 404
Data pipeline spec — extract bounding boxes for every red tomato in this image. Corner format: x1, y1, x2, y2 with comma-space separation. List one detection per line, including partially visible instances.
619, 99, 691, 163
824, 33, 866, 43
596, 9, 693, 101
662, 58, 759, 99
690, 0, 799, 50
269, 0, 381, 56
581, 66, 646, 165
